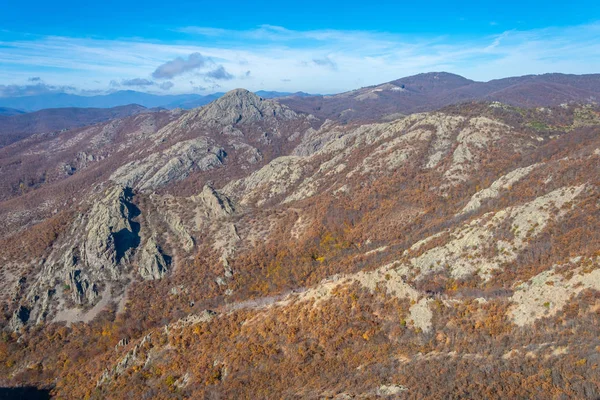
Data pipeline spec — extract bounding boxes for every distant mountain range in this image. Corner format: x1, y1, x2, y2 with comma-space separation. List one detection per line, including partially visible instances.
2, 72, 597, 118
1, 72, 598, 148
0, 91, 215, 112
0, 90, 318, 112
280, 72, 600, 121
0, 107, 26, 116
255, 90, 314, 99
0, 104, 148, 147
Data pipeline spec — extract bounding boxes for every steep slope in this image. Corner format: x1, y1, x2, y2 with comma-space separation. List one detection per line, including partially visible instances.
0, 89, 318, 232
1, 95, 600, 398
0, 90, 319, 332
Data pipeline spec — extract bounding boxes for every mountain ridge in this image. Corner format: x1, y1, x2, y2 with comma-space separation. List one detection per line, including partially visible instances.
280, 72, 600, 121
0, 104, 150, 148
0, 89, 320, 112
1, 75, 600, 398
2, 72, 598, 115
0, 107, 26, 116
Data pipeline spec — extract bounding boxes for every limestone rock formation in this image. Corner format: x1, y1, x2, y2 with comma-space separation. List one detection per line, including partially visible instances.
223, 156, 304, 206
111, 138, 226, 191
193, 89, 300, 126
12, 185, 141, 327
83, 186, 139, 278
138, 237, 169, 280
4, 85, 600, 398
195, 184, 235, 219
8, 306, 29, 333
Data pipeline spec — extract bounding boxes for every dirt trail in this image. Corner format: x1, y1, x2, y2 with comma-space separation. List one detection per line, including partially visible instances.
223, 288, 306, 312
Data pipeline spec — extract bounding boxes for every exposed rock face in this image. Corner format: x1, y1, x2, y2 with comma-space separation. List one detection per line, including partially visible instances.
138, 237, 169, 280
377, 384, 409, 396
193, 89, 300, 126
57, 186, 140, 306
406, 185, 586, 280
163, 210, 195, 252
9, 306, 29, 333
144, 88, 311, 149
509, 257, 600, 326
276, 262, 433, 333
443, 117, 515, 184
83, 186, 140, 278
459, 163, 540, 215
111, 138, 226, 191
195, 184, 235, 219
168, 310, 217, 329
67, 265, 98, 305
190, 185, 238, 280
12, 186, 142, 328
221, 111, 533, 207
223, 156, 304, 206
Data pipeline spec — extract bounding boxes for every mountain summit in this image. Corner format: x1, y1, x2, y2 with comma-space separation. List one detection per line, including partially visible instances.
193, 88, 299, 125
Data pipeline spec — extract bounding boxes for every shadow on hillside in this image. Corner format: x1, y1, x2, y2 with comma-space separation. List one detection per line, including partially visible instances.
0, 387, 51, 399
114, 187, 141, 264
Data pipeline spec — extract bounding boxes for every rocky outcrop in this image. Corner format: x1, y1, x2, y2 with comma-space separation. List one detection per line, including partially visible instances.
406, 185, 587, 280
509, 257, 600, 326
82, 186, 140, 278
193, 89, 300, 126
8, 306, 29, 333
223, 156, 304, 206
12, 186, 142, 328
168, 310, 217, 329
443, 117, 522, 185
195, 184, 235, 220
163, 210, 195, 252
276, 262, 433, 332
111, 138, 225, 191
459, 163, 540, 215
98, 332, 154, 386
66, 265, 98, 305
99, 310, 216, 387
377, 384, 409, 396
58, 185, 139, 305
138, 237, 169, 280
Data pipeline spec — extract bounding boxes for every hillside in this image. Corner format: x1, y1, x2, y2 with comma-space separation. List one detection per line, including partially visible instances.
281, 72, 600, 122
0, 90, 317, 113
0, 91, 212, 112
0, 104, 150, 148
0, 107, 25, 116
0, 87, 600, 398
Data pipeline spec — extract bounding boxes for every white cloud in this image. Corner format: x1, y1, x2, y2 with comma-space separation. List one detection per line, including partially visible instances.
152, 52, 210, 79
0, 22, 598, 95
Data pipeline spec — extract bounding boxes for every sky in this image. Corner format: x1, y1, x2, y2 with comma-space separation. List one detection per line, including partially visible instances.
0, 0, 599, 96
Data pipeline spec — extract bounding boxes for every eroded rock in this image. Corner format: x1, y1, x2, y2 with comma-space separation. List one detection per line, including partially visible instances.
138, 237, 169, 280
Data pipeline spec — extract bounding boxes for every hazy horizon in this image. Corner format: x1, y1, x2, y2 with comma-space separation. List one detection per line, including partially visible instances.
1, 0, 599, 97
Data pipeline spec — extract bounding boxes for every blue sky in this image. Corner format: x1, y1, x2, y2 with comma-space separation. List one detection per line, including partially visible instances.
0, 0, 599, 96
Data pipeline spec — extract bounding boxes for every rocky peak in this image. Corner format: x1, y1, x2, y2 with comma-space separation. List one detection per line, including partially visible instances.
194, 88, 299, 125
